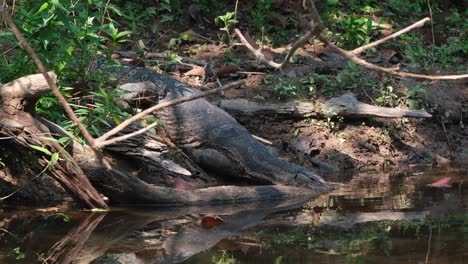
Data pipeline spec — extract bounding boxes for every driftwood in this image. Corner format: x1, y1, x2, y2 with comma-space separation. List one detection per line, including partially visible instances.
212, 92, 432, 119
213, 98, 319, 118
322, 92, 432, 118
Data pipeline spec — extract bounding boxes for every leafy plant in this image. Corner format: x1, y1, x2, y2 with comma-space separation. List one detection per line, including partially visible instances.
215, 11, 238, 45
274, 78, 299, 98
405, 84, 427, 109
71, 87, 131, 136
212, 250, 237, 264
101, 23, 132, 54
223, 49, 242, 66
331, 13, 383, 49
375, 85, 398, 107
8, 247, 25, 260
401, 32, 467, 71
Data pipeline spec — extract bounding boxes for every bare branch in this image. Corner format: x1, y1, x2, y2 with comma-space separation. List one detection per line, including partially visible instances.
351, 17, 431, 55
234, 28, 283, 68
94, 80, 245, 147
235, 2, 468, 81
235, 29, 318, 69
0, 7, 97, 148
320, 36, 468, 80
97, 120, 159, 148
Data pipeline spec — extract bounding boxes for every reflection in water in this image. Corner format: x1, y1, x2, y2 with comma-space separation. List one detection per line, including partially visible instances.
0, 167, 467, 264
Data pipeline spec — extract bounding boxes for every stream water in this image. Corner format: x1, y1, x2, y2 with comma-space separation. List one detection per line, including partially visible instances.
0, 166, 467, 264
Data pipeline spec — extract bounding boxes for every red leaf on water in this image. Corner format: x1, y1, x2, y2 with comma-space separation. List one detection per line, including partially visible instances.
428, 177, 452, 188
174, 178, 194, 190
200, 215, 224, 229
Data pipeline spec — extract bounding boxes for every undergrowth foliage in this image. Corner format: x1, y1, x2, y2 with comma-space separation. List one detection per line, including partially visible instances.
0, 0, 136, 136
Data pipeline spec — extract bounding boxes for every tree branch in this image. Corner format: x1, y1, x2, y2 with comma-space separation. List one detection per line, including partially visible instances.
351, 17, 431, 55
319, 36, 468, 80
234, 28, 284, 68
235, 2, 468, 81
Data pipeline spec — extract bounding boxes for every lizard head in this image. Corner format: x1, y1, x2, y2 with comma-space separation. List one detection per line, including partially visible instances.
293, 170, 334, 193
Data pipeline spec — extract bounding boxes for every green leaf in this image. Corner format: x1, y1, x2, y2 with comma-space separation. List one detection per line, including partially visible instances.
293, 128, 300, 137
39, 136, 59, 143
107, 23, 117, 36
406, 98, 419, 109
29, 145, 53, 156
50, 153, 59, 166
36, 2, 49, 14
50, 0, 68, 12
58, 137, 71, 145
116, 30, 132, 39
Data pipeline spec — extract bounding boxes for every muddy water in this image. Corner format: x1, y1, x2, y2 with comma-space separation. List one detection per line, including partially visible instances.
0, 167, 467, 264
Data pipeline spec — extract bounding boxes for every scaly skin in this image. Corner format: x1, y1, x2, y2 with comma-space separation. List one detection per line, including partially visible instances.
102, 63, 332, 192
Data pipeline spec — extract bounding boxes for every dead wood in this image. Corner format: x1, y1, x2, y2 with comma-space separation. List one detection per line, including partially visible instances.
76, 151, 320, 206
320, 211, 429, 229
212, 93, 432, 119
0, 73, 107, 209
213, 98, 319, 118
322, 92, 432, 118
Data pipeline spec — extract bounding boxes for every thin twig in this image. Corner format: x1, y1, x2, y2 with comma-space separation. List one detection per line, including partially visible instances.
97, 121, 159, 148
425, 222, 432, 264
234, 28, 284, 68
427, 0, 435, 46
351, 17, 431, 55
321, 36, 468, 80
440, 121, 454, 158
94, 80, 244, 147
252, 135, 273, 145
0, 7, 97, 148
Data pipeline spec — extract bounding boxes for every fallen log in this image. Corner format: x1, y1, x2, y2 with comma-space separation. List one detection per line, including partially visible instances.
323, 92, 432, 118
213, 98, 319, 118
212, 92, 432, 119
73, 148, 321, 205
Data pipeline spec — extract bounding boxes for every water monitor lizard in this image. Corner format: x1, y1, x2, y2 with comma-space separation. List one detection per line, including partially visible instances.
100, 63, 332, 192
